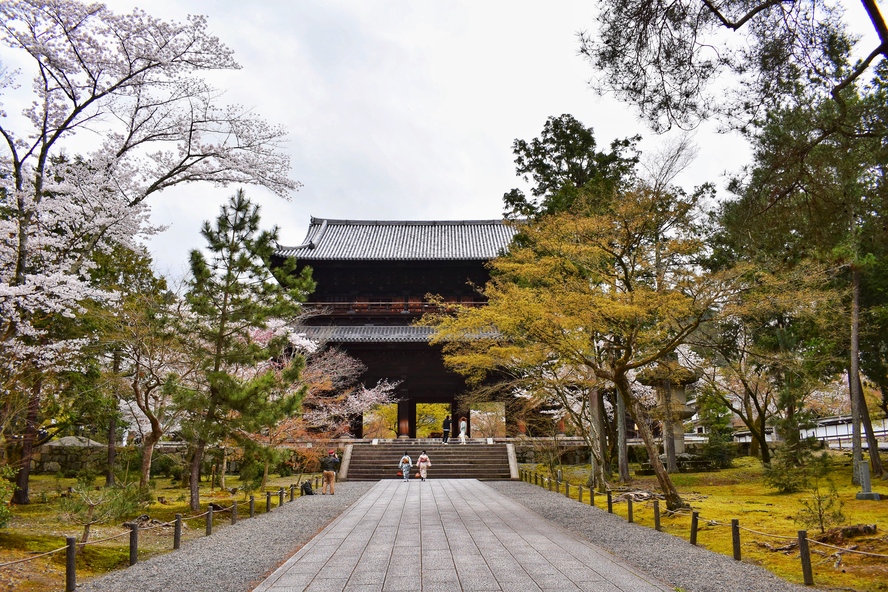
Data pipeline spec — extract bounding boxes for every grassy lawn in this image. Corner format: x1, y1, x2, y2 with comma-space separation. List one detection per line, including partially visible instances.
530, 453, 888, 592
0, 473, 320, 592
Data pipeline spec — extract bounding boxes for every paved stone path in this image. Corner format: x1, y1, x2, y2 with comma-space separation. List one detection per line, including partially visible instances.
254, 479, 672, 592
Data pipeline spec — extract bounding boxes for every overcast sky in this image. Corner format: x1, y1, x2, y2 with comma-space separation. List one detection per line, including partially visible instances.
76, 1, 888, 276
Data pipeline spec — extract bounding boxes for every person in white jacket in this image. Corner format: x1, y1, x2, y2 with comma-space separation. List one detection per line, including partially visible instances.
398, 452, 412, 481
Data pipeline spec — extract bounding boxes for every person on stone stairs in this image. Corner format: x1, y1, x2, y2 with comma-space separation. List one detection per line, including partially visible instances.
398, 452, 412, 481
417, 451, 432, 481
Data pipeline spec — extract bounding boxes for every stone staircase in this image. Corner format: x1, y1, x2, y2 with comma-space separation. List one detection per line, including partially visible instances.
341, 440, 516, 481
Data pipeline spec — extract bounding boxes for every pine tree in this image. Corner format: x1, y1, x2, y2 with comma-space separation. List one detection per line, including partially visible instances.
180, 190, 314, 510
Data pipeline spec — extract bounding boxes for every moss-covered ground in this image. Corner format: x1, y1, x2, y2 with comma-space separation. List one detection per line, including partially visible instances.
530, 453, 888, 591
0, 473, 319, 591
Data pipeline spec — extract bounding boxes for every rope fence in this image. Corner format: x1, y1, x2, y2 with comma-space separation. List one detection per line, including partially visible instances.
0, 475, 323, 592
519, 469, 887, 587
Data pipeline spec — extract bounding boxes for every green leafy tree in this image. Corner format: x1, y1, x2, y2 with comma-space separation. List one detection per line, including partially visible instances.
60, 471, 146, 546
502, 114, 639, 219
581, 0, 885, 131
180, 190, 314, 510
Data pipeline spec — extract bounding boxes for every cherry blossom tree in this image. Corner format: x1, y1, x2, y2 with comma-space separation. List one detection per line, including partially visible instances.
0, 0, 297, 503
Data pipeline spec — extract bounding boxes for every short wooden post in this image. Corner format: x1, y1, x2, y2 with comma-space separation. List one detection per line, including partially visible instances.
266, 491, 272, 513
564, 482, 570, 498
231, 501, 238, 525
534, 473, 538, 486
653, 501, 661, 531
65, 536, 76, 592
290, 484, 296, 502
128, 523, 138, 566
548, 478, 553, 492
278, 488, 284, 507
798, 530, 814, 585
731, 519, 741, 560
590, 488, 595, 507
577, 485, 583, 503
206, 505, 213, 536
249, 495, 255, 518
690, 511, 699, 546
606, 491, 613, 513
174, 514, 182, 549
627, 498, 634, 523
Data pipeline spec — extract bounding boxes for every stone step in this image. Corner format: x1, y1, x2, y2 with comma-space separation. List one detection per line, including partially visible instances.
342, 442, 513, 481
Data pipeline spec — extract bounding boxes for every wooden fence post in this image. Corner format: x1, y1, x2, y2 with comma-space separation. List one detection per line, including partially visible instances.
174, 514, 182, 550
690, 511, 699, 546
65, 536, 76, 592
577, 485, 583, 504
653, 501, 661, 531
232, 501, 238, 525
290, 484, 296, 502
278, 488, 284, 507
731, 519, 740, 560
798, 530, 814, 585
266, 491, 272, 513
627, 498, 633, 523
590, 488, 595, 507
128, 523, 138, 566
606, 492, 613, 513
249, 495, 255, 518
206, 505, 213, 536
564, 482, 570, 498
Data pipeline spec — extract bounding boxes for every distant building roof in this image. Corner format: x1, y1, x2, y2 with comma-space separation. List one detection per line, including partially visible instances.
297, 325, 435, 343
276, 217, 517, 261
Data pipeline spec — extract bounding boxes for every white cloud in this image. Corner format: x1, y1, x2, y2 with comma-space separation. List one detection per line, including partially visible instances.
41, 0, 885, 275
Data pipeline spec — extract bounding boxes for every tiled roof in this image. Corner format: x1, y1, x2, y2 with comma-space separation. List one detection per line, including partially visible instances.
296, 325, 435, 343
276, 218, 517, 260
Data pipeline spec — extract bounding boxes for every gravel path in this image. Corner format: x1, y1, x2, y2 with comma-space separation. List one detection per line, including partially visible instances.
488, 481, 811, 592
78, 483, 376, 592
79, 480, 811, 592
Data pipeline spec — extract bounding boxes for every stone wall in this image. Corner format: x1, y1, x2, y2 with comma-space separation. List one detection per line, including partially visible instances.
31, 441, 108, 475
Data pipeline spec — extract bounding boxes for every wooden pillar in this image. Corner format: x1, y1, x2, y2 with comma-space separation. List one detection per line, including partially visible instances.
397, 399, 410, 438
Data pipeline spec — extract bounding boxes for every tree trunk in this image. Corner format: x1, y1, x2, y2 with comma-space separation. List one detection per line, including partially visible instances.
856, 373, 884, 478
616, 392, 630, 482
139, 431, 161, 489
106, 351, 122, 487
220, 448, 227, 490
585, 393, 608, 492
629, 401, 687, 510
105, 414, 117, 487
12, 381, 41, 505
662, 380, 677, 472
849, 266, 863, 485
598, 392, 611, 476
188, 440, 206, 511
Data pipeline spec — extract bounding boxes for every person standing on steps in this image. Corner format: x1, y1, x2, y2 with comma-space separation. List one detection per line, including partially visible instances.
459, 416, 467, 444
442, 415, 451, 444
417, 451, 431, 481
320, 449, 339, 495
398, 452, 412, 481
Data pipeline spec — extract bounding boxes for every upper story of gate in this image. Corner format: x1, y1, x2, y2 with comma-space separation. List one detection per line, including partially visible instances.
274, 218, 518, 323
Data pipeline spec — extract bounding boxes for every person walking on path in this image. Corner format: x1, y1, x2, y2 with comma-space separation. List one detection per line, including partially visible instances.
442, 415, 451, 444
398, 452, 412, 481
459, 416, 467, 444
417, 451, 432, 481
320, 449, 340, 495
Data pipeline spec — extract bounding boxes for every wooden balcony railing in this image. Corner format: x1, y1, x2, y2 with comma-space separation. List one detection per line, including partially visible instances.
304, 301, 486, 315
